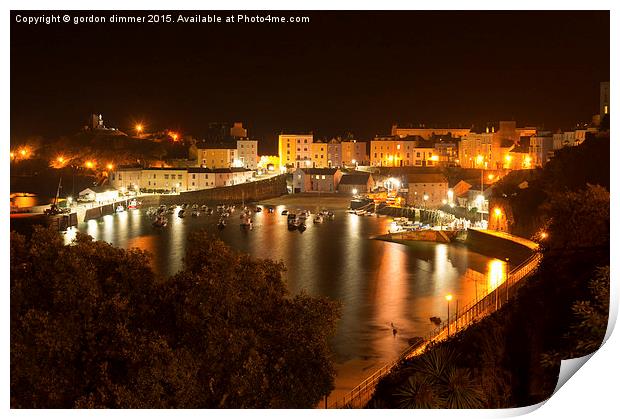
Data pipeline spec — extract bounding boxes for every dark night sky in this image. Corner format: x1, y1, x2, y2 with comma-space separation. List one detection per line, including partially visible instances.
11, 11, 609, 154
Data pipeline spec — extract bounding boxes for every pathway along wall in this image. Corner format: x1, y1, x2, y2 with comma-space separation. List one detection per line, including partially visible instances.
159, 175, 288, 205
464, 229, 533, 266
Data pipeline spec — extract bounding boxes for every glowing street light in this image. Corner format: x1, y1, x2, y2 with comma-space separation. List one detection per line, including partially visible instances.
488, 173, 495, 180
10, 152, 15, 159
106, 163, 114, 171
494, 207, 502, 217
57, 156, 65, 164
352, 188, 358, 196
135, 124, 143, 135
20, 148, 28, 157
540, 231, 548, 240
85, 161, 94, 169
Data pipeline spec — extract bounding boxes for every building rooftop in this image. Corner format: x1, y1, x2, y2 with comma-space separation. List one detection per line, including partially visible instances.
297, 168, 339, 175
115, 164, 143, 170
407, 173, 448, 184
81, 185, 117, 193
143, 167, 188, 171
339, 172, 372, 185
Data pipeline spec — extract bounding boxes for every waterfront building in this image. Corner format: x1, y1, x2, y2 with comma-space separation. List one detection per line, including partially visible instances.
187, 167, 217, 190
278, 134, 313, 170
292, 167, 343, 193
78, 186, 119, 203
341, 140, 368, 167
327, 139, 342, 167
433, 139, 459, 166
212, 168, 254, 187
109, 165, 143, 192
194, 143, 238, 169
458, 132, 493, 168
338, 172, 375, 194
141, 168, 188, 192
406, 172, 449, 208
370, 136, 441, 167
311, 141, 328, 168
236, 139, 258, 170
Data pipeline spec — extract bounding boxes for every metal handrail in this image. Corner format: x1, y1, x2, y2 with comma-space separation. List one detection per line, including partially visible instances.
329, 251, 542, 408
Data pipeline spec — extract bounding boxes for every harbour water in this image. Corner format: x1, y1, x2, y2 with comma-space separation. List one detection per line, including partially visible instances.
65, 204, 506, 404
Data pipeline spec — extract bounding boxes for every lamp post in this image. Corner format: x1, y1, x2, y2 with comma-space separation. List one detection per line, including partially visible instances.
445, 294, 453, 336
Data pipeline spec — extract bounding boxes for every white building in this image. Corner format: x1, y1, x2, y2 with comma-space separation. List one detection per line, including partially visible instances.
109, 165, 142, 192
236, 139, 258, 170
78, 186, 118, 203
187, 168, 217, 190
212, 168, 254, 187
141, 168, 188, 193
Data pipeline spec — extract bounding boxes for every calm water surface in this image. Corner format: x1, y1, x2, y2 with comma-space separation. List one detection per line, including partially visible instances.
66, 205, 506, 399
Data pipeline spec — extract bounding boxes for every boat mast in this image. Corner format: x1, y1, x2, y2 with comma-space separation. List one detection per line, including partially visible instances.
54, 177, 62, 206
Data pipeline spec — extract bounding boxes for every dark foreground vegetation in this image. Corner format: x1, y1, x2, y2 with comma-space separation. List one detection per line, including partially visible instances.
368, 136, 610, 408
11, 228, 341, 408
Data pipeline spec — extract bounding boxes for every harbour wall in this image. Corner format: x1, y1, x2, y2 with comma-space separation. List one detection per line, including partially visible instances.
462, 229, 535, 266
158, 175, 288, 206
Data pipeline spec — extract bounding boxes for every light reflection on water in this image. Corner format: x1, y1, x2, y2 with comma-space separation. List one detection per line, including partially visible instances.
67, 207, 507, 392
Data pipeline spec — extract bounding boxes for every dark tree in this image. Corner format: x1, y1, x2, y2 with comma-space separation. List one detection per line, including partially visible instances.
11, 227, 341, 408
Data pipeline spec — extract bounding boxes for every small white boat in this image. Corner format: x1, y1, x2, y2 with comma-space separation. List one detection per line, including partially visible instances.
115, 205, 125, 213
313, 214, 324, 224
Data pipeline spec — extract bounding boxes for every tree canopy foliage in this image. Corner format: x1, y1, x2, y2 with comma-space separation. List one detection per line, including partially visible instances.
11, 227, 341, 408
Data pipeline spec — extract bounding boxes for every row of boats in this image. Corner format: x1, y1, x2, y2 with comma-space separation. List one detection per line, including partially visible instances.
285, 209, 335, 231
146, 203, 335, 230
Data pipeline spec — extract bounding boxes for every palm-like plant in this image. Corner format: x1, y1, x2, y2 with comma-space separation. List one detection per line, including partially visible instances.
393, 373, 444, 408
392, 347, 486, 409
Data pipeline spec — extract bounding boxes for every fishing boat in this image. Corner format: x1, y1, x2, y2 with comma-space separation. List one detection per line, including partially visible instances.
313, 214, 324, 224
152, 214, 168, 227
287, 213, 298, 230
240, 213, 253, 229
298, 222, 307, 232
115, 205, 125, 213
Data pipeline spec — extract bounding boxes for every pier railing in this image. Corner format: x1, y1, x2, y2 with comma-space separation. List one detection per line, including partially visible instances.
328, 251, 543, 408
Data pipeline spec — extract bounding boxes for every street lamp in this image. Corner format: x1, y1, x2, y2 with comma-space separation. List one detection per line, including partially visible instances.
445, 294, 453, 336
135, 124, 143, 136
